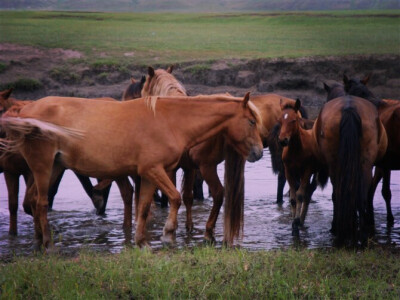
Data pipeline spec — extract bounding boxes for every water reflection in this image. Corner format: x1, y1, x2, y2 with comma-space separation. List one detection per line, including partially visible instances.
0, 150, 399, 259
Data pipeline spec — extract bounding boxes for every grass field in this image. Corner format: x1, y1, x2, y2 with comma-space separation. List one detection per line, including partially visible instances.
0, 10, 399, 65
1, 247, 399, 298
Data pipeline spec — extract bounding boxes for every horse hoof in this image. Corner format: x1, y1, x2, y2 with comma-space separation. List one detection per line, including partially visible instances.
203, 237, 216, 245
8, 230, 17, 236
186, 224, 194, 233
160, 233, 175, 246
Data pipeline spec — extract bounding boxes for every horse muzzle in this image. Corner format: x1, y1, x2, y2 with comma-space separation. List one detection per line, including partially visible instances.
246, 146, 263, 162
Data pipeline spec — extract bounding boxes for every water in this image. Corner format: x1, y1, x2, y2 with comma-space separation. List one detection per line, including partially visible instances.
1, 150, 399, 259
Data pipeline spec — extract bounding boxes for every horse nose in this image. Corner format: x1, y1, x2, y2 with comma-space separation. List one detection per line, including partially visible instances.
247, 146, 263, 162
279, 138, 289, 147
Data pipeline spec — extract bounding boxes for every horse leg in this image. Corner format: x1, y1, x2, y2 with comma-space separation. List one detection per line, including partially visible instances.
143, 166, 181, 245
134, 176, 141, 222
360, 165, 374, 243
92, 179, 113, 215
134, 177, 156, 248
115, 177, 134, 230
181, 168, 195, 233
159, 171, 176, 208
193, 170, 204, 200
4, 172, 19, 236
381, 169, 394, 226
283, 165, 298, 236
299, 172, 317, 226
22, 173, 35, 216
201, 165, 223, 243
276, 171, 286, 204
47, 168, 65, 211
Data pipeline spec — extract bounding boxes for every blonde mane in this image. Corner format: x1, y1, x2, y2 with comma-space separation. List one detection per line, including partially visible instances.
143, 69, 187, 97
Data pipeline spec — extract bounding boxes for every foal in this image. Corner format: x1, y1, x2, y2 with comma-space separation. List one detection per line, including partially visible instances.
278, 98, 328, 236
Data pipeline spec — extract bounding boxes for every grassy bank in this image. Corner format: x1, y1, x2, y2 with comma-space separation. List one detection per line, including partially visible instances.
1, 247, 399, 298
0, 10, 399, 65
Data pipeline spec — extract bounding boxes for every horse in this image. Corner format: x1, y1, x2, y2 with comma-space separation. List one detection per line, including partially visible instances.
0, 90, 130, 235
141, 66, 297, 244
314, 95, 387, 245
122, 76, 146, 101
0, 94, 263, 249
278, 98, 328, 236
342, 74, 400, 226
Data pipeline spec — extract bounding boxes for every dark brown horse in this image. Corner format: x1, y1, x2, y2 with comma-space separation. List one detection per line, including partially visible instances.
278, 98, 328, 236
315, 95, 387, 245
122, 76, 146, 101
0, 94, 263, 249
343, 74, 400, 226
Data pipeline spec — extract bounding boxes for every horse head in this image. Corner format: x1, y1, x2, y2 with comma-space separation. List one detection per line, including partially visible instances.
224, 92, 263, 162
278, 98, 301, 147
122, 76, 146, 101
141, 65, 186, 97
0, 88, 14, 116
323, 81, 346, 101
343, 74, 381, 107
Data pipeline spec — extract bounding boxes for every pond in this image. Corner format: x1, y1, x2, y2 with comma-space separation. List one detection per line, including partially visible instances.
1, 150, 399, 259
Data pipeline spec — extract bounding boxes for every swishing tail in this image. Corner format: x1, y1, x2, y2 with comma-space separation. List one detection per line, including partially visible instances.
223, 144, 245, 245
335, 104, 363, 244
0, 117, 84, 154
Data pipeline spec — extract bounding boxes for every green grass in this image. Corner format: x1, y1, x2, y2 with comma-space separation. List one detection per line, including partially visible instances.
0, 247, 399, 298
0, 10, 399, 65
0, 78, 43, 91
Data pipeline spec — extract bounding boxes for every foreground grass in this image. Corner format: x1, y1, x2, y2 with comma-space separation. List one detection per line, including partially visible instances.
0, 10, 399, 65
1, 247, 399, 298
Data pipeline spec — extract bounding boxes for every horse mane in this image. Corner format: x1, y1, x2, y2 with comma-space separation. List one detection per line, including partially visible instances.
3, 101, 34, 117
146, 69, 187, 96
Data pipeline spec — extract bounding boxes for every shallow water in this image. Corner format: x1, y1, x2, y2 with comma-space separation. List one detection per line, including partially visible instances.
1, 150, 399, 259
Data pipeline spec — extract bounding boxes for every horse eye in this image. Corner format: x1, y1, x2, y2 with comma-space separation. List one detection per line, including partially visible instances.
249, 119, 256, 126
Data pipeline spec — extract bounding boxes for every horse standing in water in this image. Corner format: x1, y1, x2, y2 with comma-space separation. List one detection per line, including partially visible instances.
278, 98, 328, 236
0, 93, 263, 249
342, 75, 400, 226
315, 95, 387, 245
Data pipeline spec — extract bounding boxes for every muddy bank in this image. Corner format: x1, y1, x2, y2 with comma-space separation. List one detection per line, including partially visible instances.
0, 44, 399, 118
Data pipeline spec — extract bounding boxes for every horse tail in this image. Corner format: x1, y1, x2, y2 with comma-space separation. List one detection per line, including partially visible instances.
266, 123, 283, 175
0, 117, 83, 155
224, 144, 245, 245
335, 102, 363, 244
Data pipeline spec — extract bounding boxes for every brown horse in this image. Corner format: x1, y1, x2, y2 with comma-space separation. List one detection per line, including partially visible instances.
122, 76, 146, 101
343, 74, 400, 226
278, 98, 328, 236
141, 67, 297, 244
0, 94, 263, 249
315, 95, 387, 245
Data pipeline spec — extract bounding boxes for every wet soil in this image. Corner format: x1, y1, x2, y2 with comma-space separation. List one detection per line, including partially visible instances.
0, 43, 399, 118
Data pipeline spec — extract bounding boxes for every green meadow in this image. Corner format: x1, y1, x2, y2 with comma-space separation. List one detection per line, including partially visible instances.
1, 247, 399, 298
0, 10, 399, 64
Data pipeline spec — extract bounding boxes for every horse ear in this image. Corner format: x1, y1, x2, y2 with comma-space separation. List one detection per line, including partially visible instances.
167, 65, 174, 73
361, 73, 371, 85
130, 77, 136, 84
141, 75, 146, 84
279, 98, 284, 109
148, 66, 155, 77
0, 88, 13, 100
243, 92, 250, 107
294, 98, 301, 112
323, 82, 330, 93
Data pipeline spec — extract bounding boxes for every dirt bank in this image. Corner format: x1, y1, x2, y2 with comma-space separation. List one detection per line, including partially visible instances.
0, 44, 399, 118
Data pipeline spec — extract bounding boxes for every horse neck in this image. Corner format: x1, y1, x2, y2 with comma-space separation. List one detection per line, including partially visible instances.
158, 98, 240, 149
290, 123, 317, 156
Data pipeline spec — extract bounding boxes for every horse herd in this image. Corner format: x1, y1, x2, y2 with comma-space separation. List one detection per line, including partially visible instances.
0, 66, 398, 251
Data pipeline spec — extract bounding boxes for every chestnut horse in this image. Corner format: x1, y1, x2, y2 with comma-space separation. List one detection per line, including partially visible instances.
141, 67, 296, 244
0, 94, 263, 249
141, 66, 250, 244
343, 74, 400, 227
278, 98, 328, 236
315, 95, 387, 245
